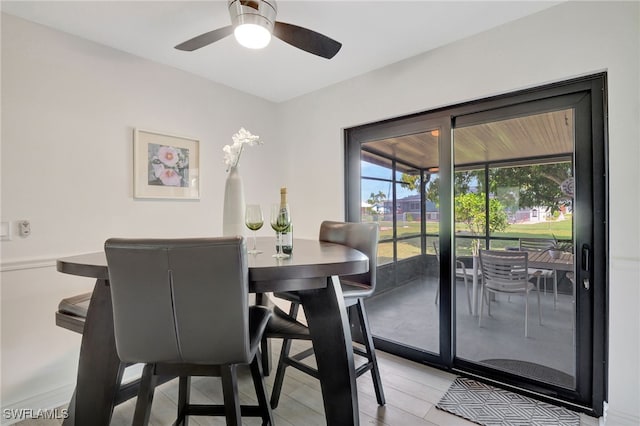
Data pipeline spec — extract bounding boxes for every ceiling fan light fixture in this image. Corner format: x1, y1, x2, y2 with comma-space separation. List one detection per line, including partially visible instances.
229, 0, 277, 49
234, 23, 271, 49
176, 0, 341, 59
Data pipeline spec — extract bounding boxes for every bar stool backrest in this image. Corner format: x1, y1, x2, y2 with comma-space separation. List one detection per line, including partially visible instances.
319, 221, 379, 292
105, 237, 250, 365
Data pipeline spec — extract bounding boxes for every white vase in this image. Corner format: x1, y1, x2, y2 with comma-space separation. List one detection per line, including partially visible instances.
222, 166, 246, 237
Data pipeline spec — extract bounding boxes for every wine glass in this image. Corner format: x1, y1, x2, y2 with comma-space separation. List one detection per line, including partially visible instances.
245, 204, 264, 254
270, 203, 291, 259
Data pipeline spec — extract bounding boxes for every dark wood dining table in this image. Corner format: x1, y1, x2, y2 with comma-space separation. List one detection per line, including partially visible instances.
56, 237, 368, 426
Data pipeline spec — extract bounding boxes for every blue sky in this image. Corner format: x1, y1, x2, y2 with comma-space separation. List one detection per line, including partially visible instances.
361, 161, 419, 204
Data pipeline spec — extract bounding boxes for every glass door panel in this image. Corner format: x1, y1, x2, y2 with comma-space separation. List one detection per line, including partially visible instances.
453, 108, 577, 389
360, 154, 394, 267
358, 129, 441, 354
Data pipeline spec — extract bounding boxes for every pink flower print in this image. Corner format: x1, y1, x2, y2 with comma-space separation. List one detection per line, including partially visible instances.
159, 168, 182, 186
152, 162, 165, 178
158, 146, 179, 167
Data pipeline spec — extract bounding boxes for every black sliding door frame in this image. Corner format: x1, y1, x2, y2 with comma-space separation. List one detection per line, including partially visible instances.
346, 113, 453, 365
344, 73, 608, 416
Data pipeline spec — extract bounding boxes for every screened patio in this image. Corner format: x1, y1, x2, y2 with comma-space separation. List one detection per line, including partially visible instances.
358, 108, 577, 389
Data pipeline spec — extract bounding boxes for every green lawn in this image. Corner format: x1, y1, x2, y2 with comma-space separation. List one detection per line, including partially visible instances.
377, 218, 572, 239
375, 218, 572, 261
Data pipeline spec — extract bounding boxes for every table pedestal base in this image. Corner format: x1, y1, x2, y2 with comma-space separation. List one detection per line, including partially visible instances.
300, 276, 359, 425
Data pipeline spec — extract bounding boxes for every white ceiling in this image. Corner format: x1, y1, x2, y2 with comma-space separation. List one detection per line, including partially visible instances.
1, 1, 561, 103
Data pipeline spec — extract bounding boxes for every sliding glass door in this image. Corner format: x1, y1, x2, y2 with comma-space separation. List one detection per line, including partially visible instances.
344, 74, 607, 416
347, 118, 449, 358
453, 106, 578, 391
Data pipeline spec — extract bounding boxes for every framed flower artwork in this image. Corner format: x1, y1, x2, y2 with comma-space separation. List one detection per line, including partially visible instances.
133, 129, 200, 199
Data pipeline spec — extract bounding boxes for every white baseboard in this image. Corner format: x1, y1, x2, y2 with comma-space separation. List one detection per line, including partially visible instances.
1, 384, 74, 426
604, 409, 640, 426
0, 365, 144, 425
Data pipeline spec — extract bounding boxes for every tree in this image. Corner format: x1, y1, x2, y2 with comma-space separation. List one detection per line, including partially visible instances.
367, 191, 387, 213
454, 193, 509, 236
399, 172, 473, 205
488, 163, 572, 213
399, 173, 421, 190
400, 161, 572, 213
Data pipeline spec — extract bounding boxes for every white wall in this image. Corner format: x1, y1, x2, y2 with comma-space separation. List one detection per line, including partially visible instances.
277, 1, 639, 424
0, 13, 282, 415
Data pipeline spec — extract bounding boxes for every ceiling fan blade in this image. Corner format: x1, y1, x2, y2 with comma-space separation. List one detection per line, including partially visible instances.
175, 26, 234, 51
273, 22, 342, 59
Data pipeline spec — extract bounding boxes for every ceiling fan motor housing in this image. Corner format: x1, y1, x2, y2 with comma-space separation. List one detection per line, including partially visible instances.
228, 0, 277, 32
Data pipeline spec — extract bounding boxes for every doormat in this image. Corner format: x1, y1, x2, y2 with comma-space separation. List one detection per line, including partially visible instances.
481, 359, 574, 389
436, 377, 580, 426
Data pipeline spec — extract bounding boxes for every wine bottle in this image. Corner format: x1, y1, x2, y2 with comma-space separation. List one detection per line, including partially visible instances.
276, 187, 292, 254
278, 187, 289, 227
282, 222, 293, 254
279, 187, 293, 254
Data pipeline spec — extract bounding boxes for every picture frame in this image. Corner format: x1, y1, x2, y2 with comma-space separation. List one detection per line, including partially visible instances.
133, 128, 200, 200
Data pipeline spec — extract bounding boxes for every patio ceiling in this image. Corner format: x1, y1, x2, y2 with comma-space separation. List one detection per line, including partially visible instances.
362, 108, 574, 173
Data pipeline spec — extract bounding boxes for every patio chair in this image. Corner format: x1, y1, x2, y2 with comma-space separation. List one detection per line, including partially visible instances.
478, 249, 542, 338
433, 242, 477, 314
519, 238, 558, 308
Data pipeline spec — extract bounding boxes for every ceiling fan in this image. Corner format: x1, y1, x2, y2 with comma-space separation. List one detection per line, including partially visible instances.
175, 0, 342, 59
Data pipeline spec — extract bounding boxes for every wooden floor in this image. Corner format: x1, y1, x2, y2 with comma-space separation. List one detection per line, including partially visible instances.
16, 338, 598, 426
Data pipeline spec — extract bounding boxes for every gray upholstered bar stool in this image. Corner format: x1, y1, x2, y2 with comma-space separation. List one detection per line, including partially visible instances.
56, 292, 92, 334
105, 237, 273, 426
56, 292, 164, 404
265, 221, 385, 409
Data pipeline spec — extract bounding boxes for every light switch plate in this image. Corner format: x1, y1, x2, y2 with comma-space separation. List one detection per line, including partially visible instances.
1, 221, 12, 241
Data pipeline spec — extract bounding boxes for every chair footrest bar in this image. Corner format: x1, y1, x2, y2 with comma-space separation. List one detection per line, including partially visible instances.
290, 347, 315, 362
114, 374, 175, 405
184, 404, 265, 417
353, 347, 368, 358
284, 357, 320, 378
355, 363, 373, 377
